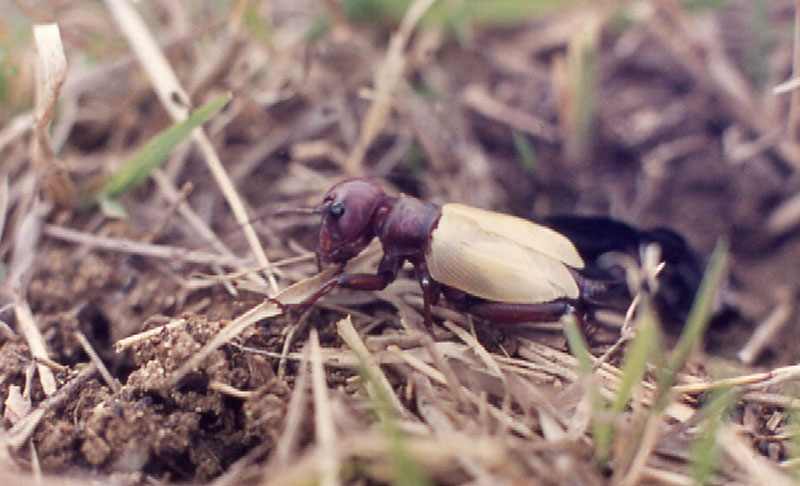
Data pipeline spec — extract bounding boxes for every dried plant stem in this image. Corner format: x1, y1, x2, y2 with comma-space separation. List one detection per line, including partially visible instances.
310, 329, 340, 486
43, 224, 252, 267
0, 176, 8, 242
671, 362, 800, 395
345, 0, 437, 175
14, 302, 57, 396
269, 345, 311, 467
461, 85, 561, 142
75, 331, 120, 393
619, 410, 664, 486
151, 169, 251, 294
718, 425, 796, 486
0, 112, 33, 155
738, 290, 795, 365
114, 318, 186, 351
31, 24, 66, 168
337, 316, 408, 418
208, 381, 255, 399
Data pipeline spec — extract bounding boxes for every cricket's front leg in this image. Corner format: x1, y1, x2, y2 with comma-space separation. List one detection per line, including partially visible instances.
276, 255, 402, 313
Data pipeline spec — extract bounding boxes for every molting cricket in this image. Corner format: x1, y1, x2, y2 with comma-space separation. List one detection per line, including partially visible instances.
276, 178, 683, 332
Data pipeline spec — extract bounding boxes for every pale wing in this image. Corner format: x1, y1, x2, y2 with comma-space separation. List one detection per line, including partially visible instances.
442, 203, 584, 269
426, 210, 579, 303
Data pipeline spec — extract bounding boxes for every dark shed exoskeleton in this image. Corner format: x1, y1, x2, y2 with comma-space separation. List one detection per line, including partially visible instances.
288, 178, 606, 332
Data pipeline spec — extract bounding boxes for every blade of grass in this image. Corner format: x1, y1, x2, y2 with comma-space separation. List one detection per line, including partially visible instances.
101, 93, 231, 199
338, 316, 430, 486
594, 299, 662, 464
344, 0, 436, 175
690, 388, 736, 486
562, 14, 598, 160
612, 303, 660, 415
620, 239, 730, 485
785, 409, 800, 481
512, 130, 537, 173
309, 329, 340, 486
564, 316, 613, 464
32, 23, 66, 165
656, 239, 729, 406
343, 0, 578, 26
564, 316, 593, 374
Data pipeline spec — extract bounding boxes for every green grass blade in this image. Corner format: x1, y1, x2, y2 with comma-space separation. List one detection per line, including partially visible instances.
343, 0, 579, 26
613, 301, 660, 414
101, 92, 231, 198
690, 388, 735, 486
590, 300, 663, 464
97, 194, 128, 218
512, 130, 537, 173
785, 410, 800, 481
564, 316, 593, 374
564, 317, 613, 463
656, 239, 729, 404
357, 364, 431, 486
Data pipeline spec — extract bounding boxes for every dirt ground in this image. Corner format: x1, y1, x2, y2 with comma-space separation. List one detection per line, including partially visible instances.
2, 0, 800, 485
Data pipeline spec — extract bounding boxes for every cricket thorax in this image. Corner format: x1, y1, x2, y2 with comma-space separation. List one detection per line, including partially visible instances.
376, 195, 441, 258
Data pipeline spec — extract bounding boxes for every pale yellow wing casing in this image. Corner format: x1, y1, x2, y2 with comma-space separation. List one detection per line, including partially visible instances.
425, 203, 585, 304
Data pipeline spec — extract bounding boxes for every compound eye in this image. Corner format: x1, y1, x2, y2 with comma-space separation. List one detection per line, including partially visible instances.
329, 201, 346, 219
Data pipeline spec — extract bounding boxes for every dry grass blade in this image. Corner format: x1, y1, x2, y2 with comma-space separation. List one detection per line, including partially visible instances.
309, 328, 340, 486
766, 192, 800, 236
0, 176, 8, 242
113, 318, 186, 351
387, 345, 447, 385
103, 0, 279, 294
74, 331, 120, 393
268, 345, 311, 468
461, 84, 561, 142
150, 169, 258, 293
43, 224, 253, 267
14, 299, 56, 398
31, 24, 66, 167
738, 290, 795, 365
774, 76, 800, 95
5, 199, 43, 294
717, 425, 795, 486
421, 337, 469, 409
345, 0, 437, 175
102, 0, 189, 119
337, 316, 408, 418
441, 320, 503, 379
619, 408, 665, 486
669, 367, 800, 395
0, 113, 34, 154
7, 29, 56, 396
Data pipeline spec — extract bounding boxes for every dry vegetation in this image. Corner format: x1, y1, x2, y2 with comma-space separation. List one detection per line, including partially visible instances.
2, 0, 800, 484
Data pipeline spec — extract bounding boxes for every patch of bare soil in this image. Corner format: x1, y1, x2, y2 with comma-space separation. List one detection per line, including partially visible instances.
2, 1, 800, 485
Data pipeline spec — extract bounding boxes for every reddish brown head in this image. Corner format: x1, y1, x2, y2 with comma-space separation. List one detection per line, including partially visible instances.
316, 179, 386, 264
